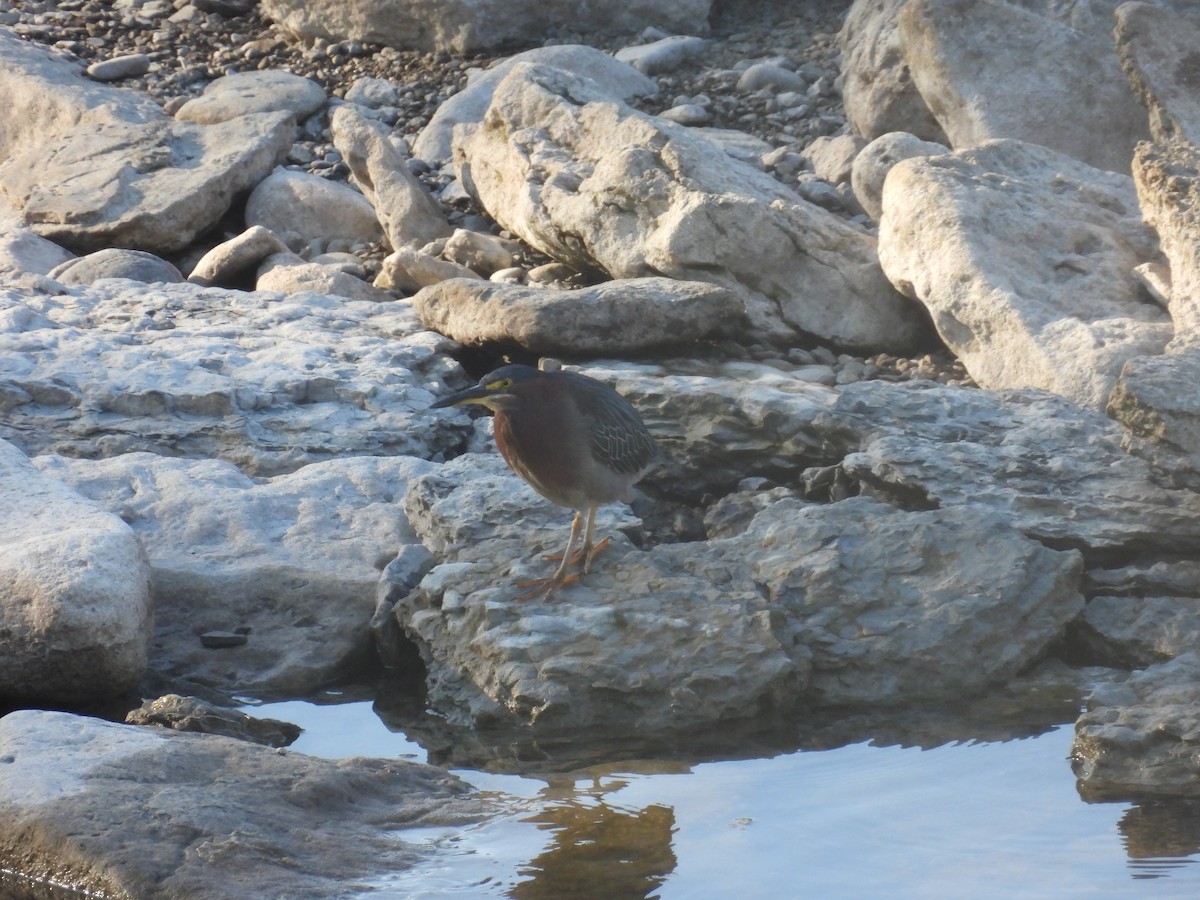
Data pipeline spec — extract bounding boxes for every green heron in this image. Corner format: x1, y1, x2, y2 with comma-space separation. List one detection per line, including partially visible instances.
430, 364, 657, 598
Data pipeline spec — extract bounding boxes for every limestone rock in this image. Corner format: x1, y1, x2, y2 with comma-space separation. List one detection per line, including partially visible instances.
0, 280, 468, 474
0, 440, 152, 703
330, 104, 451, 250
1131, 140, 1200, 336
260, 0, 710, 54
375, 245, 482, 293
413, 44, 657, 164
1073, 653, 1200, 800
898, 0, 1149, 173
0, 229, 73, 280
614, 35, 708, 75
393, 453, 1081, 729
838, 0, 948, 144
255, 257, 394, 302
0, 709, 489, 899
1073, 595, 1200, 668
851, 131, 948, 221
174, 70, 326, 125
801, 133, 866, 186
440, 228, 519, 276
245, 167, 384, 250
459, 63, 926, 352
36, 453, 437, 695
1116, 2, 1200, 145
879, 139, 1170, 410
48, 248, 183, 285
126, 694, 302, 747
413, 276, 742, 355
187, 224, 292, 287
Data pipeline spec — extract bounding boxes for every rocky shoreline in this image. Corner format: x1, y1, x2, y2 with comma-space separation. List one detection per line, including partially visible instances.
3, 0, 1200, 895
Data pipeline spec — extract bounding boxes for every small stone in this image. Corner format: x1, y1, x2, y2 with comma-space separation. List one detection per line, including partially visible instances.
85, 53, 151, 81
201, 631, 249, 649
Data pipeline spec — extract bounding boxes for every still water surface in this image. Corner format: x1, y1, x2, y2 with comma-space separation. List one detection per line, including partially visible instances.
241, 693, 1200, 899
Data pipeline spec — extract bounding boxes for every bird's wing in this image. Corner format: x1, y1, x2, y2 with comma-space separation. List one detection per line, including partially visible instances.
569, 375, 658, 475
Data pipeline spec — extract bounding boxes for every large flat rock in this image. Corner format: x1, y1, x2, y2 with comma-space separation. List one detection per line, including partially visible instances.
0, 709, 490, 899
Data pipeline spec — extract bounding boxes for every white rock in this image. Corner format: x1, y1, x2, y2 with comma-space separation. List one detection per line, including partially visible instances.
838, 0, 948, 143
412, 44, 657, 164
458, 63, 927, 352
0, 440, 152, 702
37, 453, 437, 695
898, 0, 1149, 173
879, 139, 1170, 410
245, 167, 384, 250
260, 0, 710, 53
0, 280, 468, 474
330, 104, 451, 250
174, 70, 326, 125
614, 35, 708, 74
851, 131, 949, 221
413, 276, 742, 355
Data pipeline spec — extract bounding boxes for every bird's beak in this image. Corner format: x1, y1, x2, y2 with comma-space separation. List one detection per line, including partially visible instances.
429, 385, 493, 410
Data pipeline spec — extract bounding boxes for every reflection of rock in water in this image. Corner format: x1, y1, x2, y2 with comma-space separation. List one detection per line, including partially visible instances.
1120, 798, 1200, 872
510, 801, 676, 899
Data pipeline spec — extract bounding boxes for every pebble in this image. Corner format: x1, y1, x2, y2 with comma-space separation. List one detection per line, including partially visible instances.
736, 62, 807, 94
85, 52, 151, 81
659, 104, 710, 126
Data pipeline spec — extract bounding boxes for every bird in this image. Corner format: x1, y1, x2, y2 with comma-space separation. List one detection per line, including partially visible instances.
430, 363, 657, 599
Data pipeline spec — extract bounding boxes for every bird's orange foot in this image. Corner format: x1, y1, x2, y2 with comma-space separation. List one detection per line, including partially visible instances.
513, 571, 581, 602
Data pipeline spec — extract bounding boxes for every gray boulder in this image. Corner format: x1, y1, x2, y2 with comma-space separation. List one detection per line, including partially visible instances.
0, 709, 490, 899
187, 224, 292, 286
458, 63, 927, 352
0, 32, 292, 255
1073, 653, 1200, 800
0, 440, 152, 703
838, 0, 948, 144
48, 248, 184, 285
394, 452, 1081, 729
1116, 2, 1200, 145
36, 453, 438, 696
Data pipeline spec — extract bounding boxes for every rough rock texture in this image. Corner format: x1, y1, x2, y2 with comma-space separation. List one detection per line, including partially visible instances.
244, 167, 385, 250
187, 225, 292, 286
1073, 595, 1200, 668
48, 248, 184, 285
126, 694, 302, 748
412, 43, 657, 165
0, 33, 293, 254
254, 257, 394, 302
878, 139, 1170, 410
394, 452, 1082, 728
838, 0, 948, 144
35, 452, 437, 696
1073, 653, 1200, 800
1116, 2, 1200, 145
330, 103, 451, 250
851, 130, 948, 221
0, 709, 490, 899
260, 0, 710, 54
0, 440, 152, 703
0, 229, 73, 280
0, 280, 468, 475
459, 63, 927, 352
413, 276, 742, 355
174, 69, 326, 125
897, 0, 1149, 173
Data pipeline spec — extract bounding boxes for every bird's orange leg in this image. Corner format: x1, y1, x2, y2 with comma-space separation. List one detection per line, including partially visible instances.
514, 511, 583, 601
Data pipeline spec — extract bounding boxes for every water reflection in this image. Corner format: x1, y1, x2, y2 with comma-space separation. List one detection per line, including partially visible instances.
1119, 799, 1200, 879
510, 793, 675, 899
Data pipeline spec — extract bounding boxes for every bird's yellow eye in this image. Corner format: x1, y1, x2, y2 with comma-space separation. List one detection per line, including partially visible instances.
488, 378, 514, 391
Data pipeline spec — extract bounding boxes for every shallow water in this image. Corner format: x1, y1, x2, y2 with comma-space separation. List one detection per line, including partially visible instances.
241, 688, 1200, 899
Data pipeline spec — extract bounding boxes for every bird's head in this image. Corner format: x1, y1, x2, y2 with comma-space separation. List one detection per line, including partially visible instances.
429, 364, 541, 413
